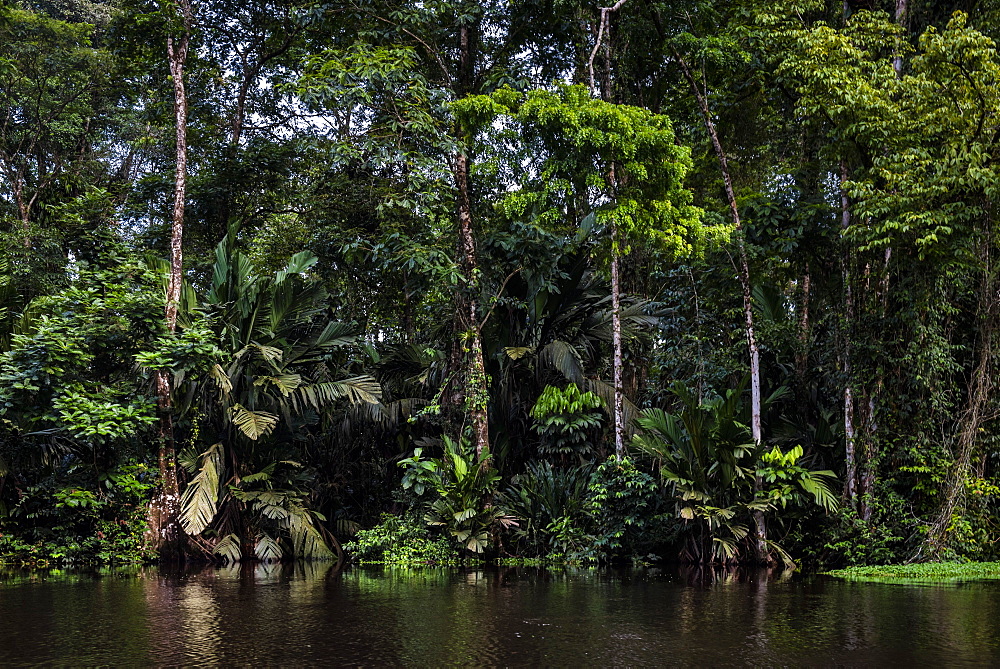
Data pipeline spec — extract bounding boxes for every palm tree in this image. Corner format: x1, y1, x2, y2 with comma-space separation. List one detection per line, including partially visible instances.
156, 235, 381, 561
633, 380, 837, 565
482, 238, 657, 466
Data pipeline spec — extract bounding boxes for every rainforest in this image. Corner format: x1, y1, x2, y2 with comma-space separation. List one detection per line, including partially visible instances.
1, 0, 998, 572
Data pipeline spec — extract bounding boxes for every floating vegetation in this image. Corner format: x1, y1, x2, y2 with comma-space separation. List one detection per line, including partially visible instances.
824, 562, 1000, 584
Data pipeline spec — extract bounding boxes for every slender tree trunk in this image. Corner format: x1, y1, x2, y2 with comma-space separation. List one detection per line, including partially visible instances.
165, 31, 187, 332
893, 0, 908, 76
231, 67, 255, 147
796, 267, 811, 381
671, 46, 767, 563
148, 3, 191, 560
610, 220, 625, 457
589, 7, 628, 458
445, 24, 490, 459
739, 241, 767, 562
840, 161, 858, 508
587, 0, 628, 98
452, 150, 490, 458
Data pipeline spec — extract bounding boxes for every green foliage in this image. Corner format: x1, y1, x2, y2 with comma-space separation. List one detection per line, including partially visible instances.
500, 461, 594, 560
817, 506, 906, 568
759, 445, 839, 512
0, 8, 121, 229
462, 84, 706, 258
399, 436, 515, 554
583, 455, 666, 562
397, 447, 439, 497
343, 513, 458, 565
530, 384, 603, 459
0, 460, 155, 564
152, 239, 384, 562
4, 0, 1000, 570
0, 254, 162, 451
825, 561, 1000, 583
633, 381, 837, 564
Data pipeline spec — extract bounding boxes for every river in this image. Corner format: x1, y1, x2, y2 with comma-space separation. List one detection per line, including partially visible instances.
1, 564, 999, 666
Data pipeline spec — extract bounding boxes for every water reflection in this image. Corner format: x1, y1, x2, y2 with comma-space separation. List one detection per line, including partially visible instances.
3, 564, 1000, 666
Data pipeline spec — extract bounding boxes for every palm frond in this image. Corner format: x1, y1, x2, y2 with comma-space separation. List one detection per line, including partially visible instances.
753, 284, 789, 323
214, 533, 242, 563
312, 321, 358, 349
238, 490, 291, 520
276, 251, 318, 282
799, 471, 840, 512
255, 373, 302, 396
255, 533, 283, 562
229, 404, 279, 440
177, 446, 201, 474
284, 505, 334, 560
180, 442, 226, 536
249, 342, 283, 365
292, 375, 382, 412
766, 539, 797, 569
539, 339, 584, 383
584, 377, 639, 431
505, 346, 532, 360
12, 298, 43, 338
210, 363, 233, 396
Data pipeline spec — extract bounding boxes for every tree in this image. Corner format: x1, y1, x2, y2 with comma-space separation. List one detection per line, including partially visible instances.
140, 236, 381, 560
147, 0, 194, 560
457, 84, 703, 455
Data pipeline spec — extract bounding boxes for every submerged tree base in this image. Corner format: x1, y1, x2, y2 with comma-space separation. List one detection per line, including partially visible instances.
824, 562, 1000, 583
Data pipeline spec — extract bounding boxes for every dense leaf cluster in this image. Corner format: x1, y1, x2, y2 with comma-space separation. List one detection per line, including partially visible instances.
2, 0, 1000, 568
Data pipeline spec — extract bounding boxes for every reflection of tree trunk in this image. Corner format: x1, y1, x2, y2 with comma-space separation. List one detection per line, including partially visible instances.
670, 45, 767, 563
148, 1, 192, 560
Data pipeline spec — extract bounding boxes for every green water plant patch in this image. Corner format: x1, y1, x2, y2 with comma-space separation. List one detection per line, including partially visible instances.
824, 562, 1000, 583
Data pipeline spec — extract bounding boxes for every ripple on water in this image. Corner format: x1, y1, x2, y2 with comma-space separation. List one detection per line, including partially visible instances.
2, 566, 1000, 666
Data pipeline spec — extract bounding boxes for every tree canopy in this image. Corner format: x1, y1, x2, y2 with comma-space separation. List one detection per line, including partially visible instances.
2, 0, 1000, 568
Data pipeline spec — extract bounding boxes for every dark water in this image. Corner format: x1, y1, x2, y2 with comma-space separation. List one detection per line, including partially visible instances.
2, 564, 1000, 666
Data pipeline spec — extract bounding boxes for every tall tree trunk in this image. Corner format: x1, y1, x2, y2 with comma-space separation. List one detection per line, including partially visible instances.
448, 23, 490, 459
796, 267, 811, 382
589, 3, 630, 457
452, 150, 490, 458
148, 1, 191, 560
840, 161, 858, 508
670, 46, 767, 563
893, 0, 908, 76
610, 220, 625, 457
